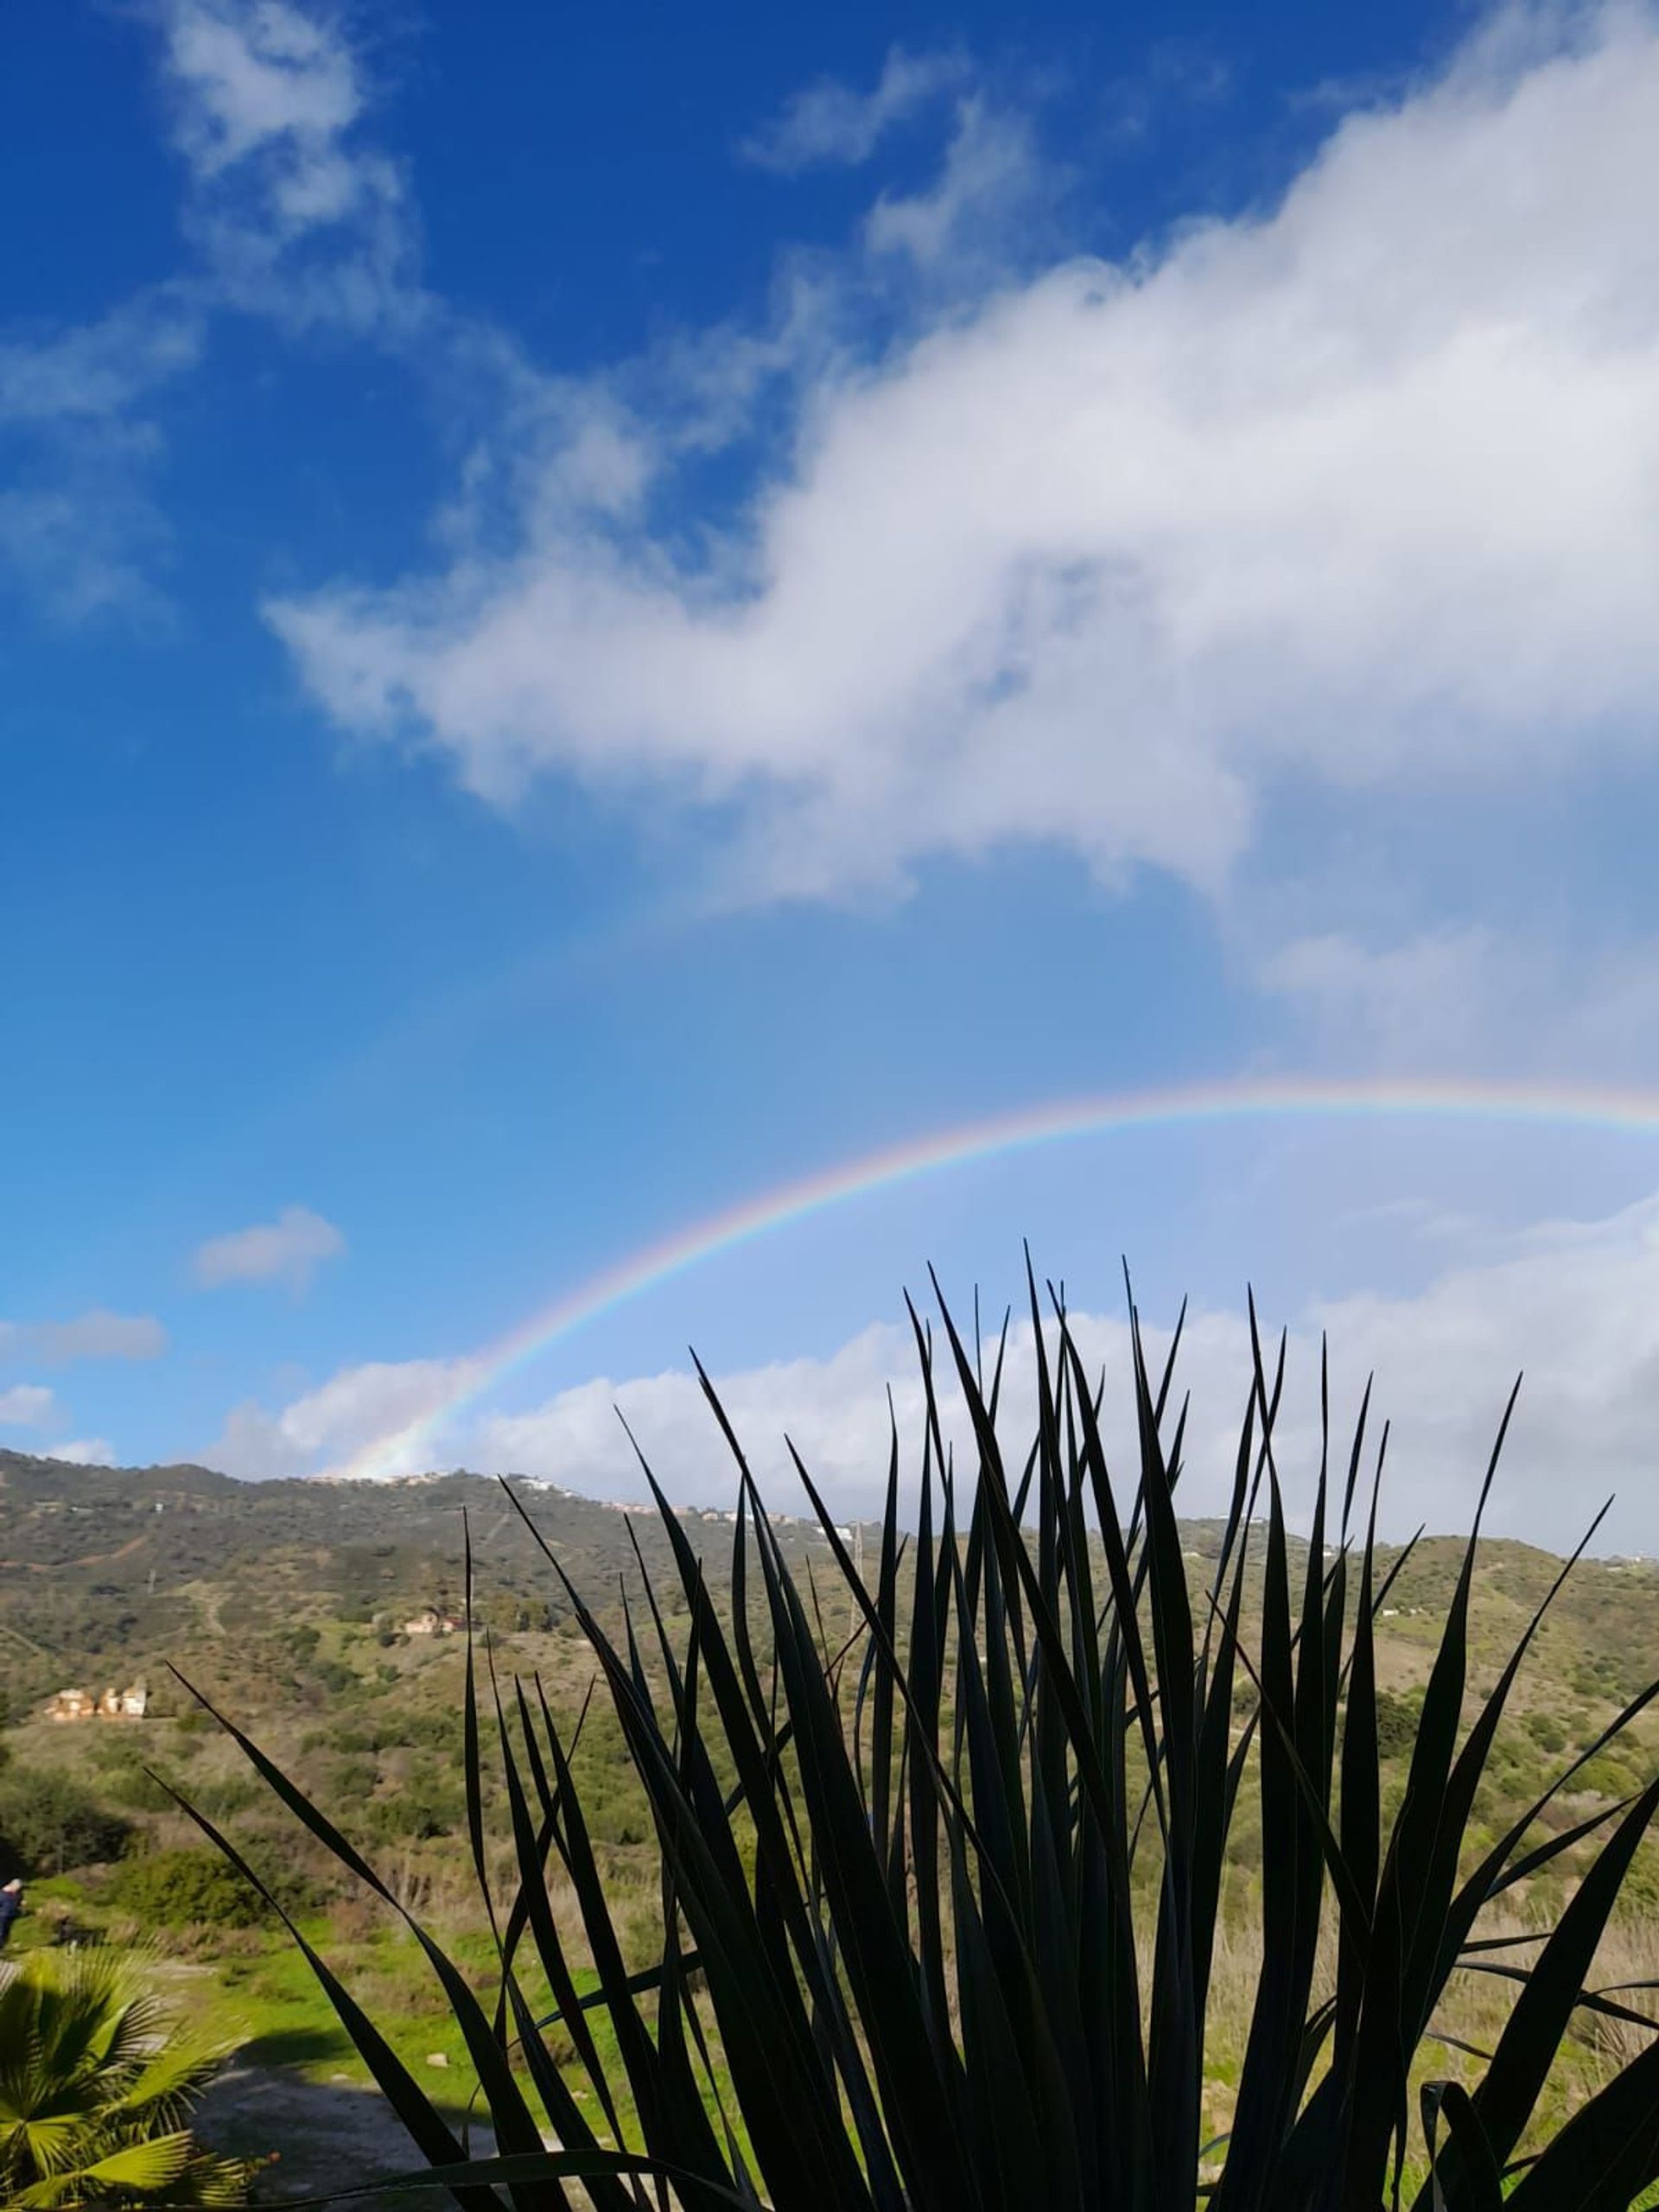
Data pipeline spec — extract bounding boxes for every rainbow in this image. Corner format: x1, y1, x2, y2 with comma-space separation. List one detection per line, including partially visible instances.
337, 1074, 1659, 1481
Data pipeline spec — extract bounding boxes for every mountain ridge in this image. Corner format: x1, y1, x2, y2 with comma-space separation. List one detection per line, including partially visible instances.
5, 1446, 1657, 1732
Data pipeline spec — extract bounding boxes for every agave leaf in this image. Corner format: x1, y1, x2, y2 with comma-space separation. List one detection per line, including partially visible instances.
155, 1773, 505, 2212
1421, 2082, 1503, 2212
1460, 1777, 1659, 2178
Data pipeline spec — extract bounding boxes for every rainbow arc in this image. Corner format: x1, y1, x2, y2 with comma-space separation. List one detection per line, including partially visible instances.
339, 1076, 1659, 1481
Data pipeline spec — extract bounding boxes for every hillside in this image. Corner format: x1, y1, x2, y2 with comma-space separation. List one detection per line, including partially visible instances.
5, 1444, 1658, 1732
0, 1447, 845, 1716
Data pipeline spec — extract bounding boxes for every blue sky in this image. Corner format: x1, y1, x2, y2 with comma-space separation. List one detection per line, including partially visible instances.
8, 0, 1659, 1548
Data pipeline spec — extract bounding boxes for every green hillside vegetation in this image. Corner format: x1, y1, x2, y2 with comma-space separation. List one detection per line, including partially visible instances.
0, 1449, 849, 1706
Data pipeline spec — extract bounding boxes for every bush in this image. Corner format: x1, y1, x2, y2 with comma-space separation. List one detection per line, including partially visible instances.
0, 1769, 132, 1876
360, 1781, 464, 1844
1575, 1750, 1642, 1799
99, 1758, 179, 1813
106, 1846, 265, 1929
1371, 1687, 1419, 1757
328, 1756, 378, 1800
1525, 1709, 1567, 1755
188, 1775, 260, 1821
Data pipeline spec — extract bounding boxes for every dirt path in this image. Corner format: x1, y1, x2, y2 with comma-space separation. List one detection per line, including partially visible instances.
196, 2063, 497, 2205
0, 1530, 151, 1573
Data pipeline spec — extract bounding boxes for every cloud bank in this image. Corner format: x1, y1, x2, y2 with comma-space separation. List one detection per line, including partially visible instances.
271, 6, 1659, 904
207, 1188, 1659, 1554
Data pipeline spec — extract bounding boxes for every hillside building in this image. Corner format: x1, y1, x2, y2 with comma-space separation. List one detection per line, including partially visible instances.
403, 1607, 463, 1637
45, 1680, 147, 1722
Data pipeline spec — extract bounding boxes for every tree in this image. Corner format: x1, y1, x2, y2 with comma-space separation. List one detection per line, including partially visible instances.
0, 1771, 131, 1878
0, 1950, 249, 2207
1371, 1686, 1419, 1757
106, 1849, 264, 1931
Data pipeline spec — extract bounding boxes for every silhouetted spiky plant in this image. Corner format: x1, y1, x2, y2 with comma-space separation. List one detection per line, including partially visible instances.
179, 1276, 1659, 2211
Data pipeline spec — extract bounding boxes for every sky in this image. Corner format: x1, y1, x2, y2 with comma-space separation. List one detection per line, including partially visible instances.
7, 0, 1659, 1550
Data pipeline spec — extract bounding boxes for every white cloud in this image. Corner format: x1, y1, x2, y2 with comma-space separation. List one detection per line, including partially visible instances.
155, 0, 420, 332
1262, 926, 1659, 1071
0, 474, 169, 626
1262, 928, 1507, 1065
0, 1311, 169, 1363
741, 48, 969, 172
205, 1186, 1659, 1554
41, 1438, 117, 1467
207, 1352, 481, 1478
162, 0, 360, 175
0, 1385, 59, 1429
464, 1319, 1274, 1523
475, 1324, 923, 1510
0, 294, 202, 623
272, 5, 1659, 903
193, 1203, 346, 1292
0, 295, 203, 428
2, 0, 415, 623
863, 99, 1043, 267
1098, 38, 1232, 145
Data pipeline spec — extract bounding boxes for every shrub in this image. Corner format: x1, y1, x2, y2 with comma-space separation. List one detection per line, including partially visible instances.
106, 1847, 266, 1930
187, 1776, 259, 1821
100, 1759, 180, 1814
1371, 1686, 1420, 1757
360, 1781, 464, 1844
194, 1287, 1659, 2209
1574, 1751, 1643, 1800
1525, 1711, 1568, 1756
327, 1755, 378, 1800
0, 1769, 132, 1876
